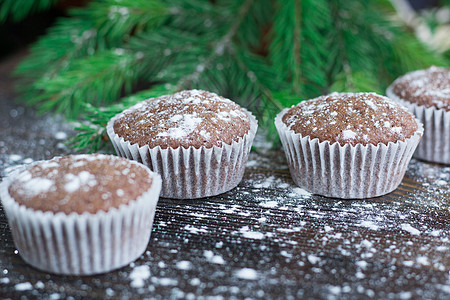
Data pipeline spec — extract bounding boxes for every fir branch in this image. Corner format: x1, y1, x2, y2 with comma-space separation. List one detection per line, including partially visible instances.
270, 0, 333, 97
15, 18, 99, 83
328, 0, 446, 93
270, 0, 302, 93
292, 1, 302, 94
0, 0, 58, 23
70, 85, 175, 153
231, 47, 284, 140
235, 0, 273, 51
331, 69, 381, 93
72, 0, 285, 151
15, 0, 171, 114
10, 0, 449, 151
31, 49, 142, 118
166, 0, 230, 34
81, 0, 169, 41
138, 0, 256, 91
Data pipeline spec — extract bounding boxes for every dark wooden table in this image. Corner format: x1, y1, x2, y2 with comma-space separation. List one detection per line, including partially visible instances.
0, 55, 449, 299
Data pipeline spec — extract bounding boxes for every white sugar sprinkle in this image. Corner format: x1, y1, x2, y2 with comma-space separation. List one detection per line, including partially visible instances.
35, 281, 44, 289
184, 225, 208, 234
401, 224, 420, 235
364, 99, 378, 110
241, 231, 265, 240
356, 261, 368, 269
156, 278, 178, 286
391, 126, 403, 134
64, 171, 96, 193
21, 178, 53, 196
54, 131, 67, 140
176, 261, 192, 270
359, 220, 379, 230
291, 187, 312, 197
260, 201, 278, 208
0, 278, 10, 284
204, 250, 225, 265
159, 114, 202, 139
9, 154, 22, 162
308, 254, 320, 264
398, 291, 412, 299
342, 130, 357, 140
105, 288, 115, 296
49, 293, 61, 300
417, 256, 429, 265
15, 282, 33, 291
329, 285, 341, 295
129, 265, 151, 288
324, 226, 333, 232
235, 268, 258, 280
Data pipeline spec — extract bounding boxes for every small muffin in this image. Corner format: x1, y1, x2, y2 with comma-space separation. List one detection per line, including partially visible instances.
0, 154, 162, 275
107, 89, 258, 199
275, 92, 423, 199
386, 66, 450, 164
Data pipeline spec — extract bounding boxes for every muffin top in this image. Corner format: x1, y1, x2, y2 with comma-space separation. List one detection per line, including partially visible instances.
282, 92, 418, 146
8, 154, 154, 214
113, 90, 251, 149
391, 66, 450, 111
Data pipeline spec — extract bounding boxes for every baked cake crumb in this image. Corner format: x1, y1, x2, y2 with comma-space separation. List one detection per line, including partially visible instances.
8, 154, 153, 214
391, 66, 450, 111
113, 90, 251, 149
282, 92, 418, 146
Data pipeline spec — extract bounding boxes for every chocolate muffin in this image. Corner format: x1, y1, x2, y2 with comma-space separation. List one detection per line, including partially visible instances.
387, 66, 450, 164
0, 154, 162, 275
275, 92, 423, 199
107, 89, 258, 199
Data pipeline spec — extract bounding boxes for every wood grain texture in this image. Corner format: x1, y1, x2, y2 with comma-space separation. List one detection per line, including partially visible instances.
0, 55, 449, 299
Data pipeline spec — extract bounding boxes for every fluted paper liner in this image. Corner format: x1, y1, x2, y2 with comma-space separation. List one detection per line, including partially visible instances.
107, 105, 258, 199
275, 108, 423, 199
387, 85, 450, 164
0, 161, 162, 275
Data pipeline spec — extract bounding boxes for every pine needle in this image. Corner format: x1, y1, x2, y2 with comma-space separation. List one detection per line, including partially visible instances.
3, 0, 448, 151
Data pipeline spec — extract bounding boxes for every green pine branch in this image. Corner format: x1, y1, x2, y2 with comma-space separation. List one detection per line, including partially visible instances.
81, 0, 169, 41
70, 85, 175, 152
4, 0, 449, 151
0, 0, 58, 22
30, 49, 142, 118
269, 0, 303, 93
14, 0, 171, 117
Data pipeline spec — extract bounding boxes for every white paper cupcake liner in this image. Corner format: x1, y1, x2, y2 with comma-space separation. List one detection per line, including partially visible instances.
0, 161, 162, 275
387, 85, 450, 164
275, 109, 423, 199
106, 105, 258, 199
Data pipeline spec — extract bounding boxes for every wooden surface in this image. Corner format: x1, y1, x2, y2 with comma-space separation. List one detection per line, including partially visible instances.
0, 55, 449, 299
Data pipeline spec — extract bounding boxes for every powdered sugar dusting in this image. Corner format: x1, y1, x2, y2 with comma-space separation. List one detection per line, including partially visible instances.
64, 171, 96, 193
282, 92, 418, 146
364, 99, 378, 111
114, 89, 251, 148
19, 177, 54, 197
1, 130, 448, 300
401, 224, 421, 235
14, 282, 33, 291
235, 268, 258, 280
157, 114, 202, 139
204, 250, 226, 265
115, 151, 448, 298
6, 154, 153, 214
391, 66, 450, 110
342, 129, 357, 141
129, 265, 151, 288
